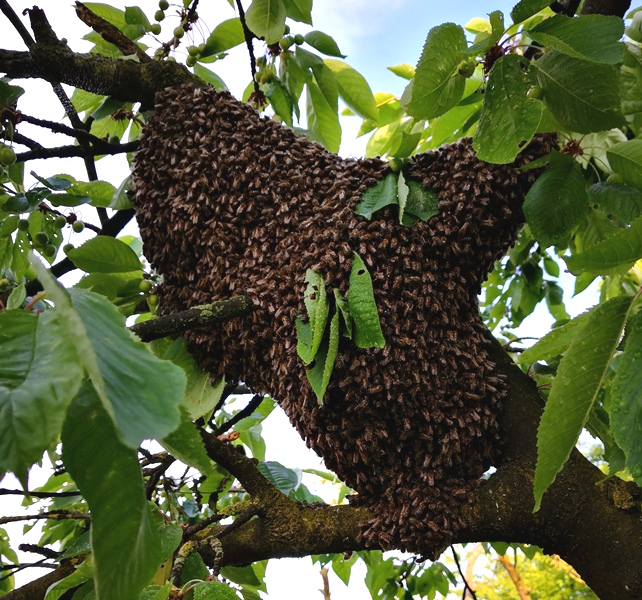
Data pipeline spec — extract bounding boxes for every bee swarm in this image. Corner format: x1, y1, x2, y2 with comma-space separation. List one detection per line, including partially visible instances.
133, 84, 552, 558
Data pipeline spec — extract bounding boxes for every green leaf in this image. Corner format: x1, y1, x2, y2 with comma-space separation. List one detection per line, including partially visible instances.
529, 15, 625, 64
607, 140, 642, 190
533, 296, 633, 511
303, 269, 328, 361
324, 59, 378, 121
397, 171, 409, 225
304, 31, 345, 58
354, 173, 399, 220
387, 64, 415, 80
69, 288, 184, 447
306, 80, 341, 153
67, 236, 142, 273
153, 338, 225, 421
32, 257, 185, 448
193, 64, 227, 90
258, 461, 300, 495
523, 151, 588, 248
266, 80, 293, 126
403, 180, 439, 224
473, 55, 543, 164
306, 309, 340, 404
348, 254, 385, 349
565, 214, 642, 275
518, 309, 590, 365
6, 283, 26, 310
44, 559, 94, 600
62, 384, 165, 600
535, 51, 624, 133
511, 0, 551, 23
0, 310, 82, 485
45, 193, 92, 208
333, 288, 352, 339
403, 23, 467, 119
282, 0, 312, 23
201, 18, 245, 57
589, 182, 642, 224
0, 80, 25, 106
192, 581, 240, 600
245, 0, 286, 44
611, 311, 642, 487
160, 409, 215, 476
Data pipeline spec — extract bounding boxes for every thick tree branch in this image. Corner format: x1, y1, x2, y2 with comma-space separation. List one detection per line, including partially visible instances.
0, 47, 197, 108
581, 0, 632, 16
16, 141, 138, 162
130, 297, 254, 342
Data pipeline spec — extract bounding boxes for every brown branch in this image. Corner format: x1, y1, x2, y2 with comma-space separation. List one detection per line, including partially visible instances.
235, 0, 260, 97
75, 2, 151, 63
130, 297, 254, 342
0, 511, 89, 525
320, 567, 331, 600
498, 553, 532, 600
15, 140, 138, 162
0, 488, 80, 498
18, 113, 120, 147
581, 0, 631, 16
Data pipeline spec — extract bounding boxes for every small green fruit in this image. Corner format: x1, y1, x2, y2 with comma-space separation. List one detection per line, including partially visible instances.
108, 135, 120, 144
606, 173, 624, 184
43, 244, 56, 257
147, 294, 159, 308
294, 33, 304, 45
63, 243, 74, 254
527, 85, 544, 100
24, 266, 36, 280
174, 26, 185, 38
283, 24, 290, 35
188, 45, 199, 56
34, 231, 49, 246
0, 278, 10, 287
256, 56, 266, 67
72, 220, 85, 233
150, 23, 161, 35
197, 43, 206, 54
18, 219, 30, 232
457, 58, 476, 78
159, 0, 169, 9
0, 145, 16, 166
139, 279, 153, 293
54, 215, 67, 228
279, 36, 294, 51
186, 55, 197, 67
154, 9, 165, 21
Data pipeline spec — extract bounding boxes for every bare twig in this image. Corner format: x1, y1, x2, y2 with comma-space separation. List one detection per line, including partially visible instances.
18, 545, 60, 559
16, 140, 138, 162
0, 488, 80, 498
451, 546, 477, 600
0, 511, 89, 525
235, 0, 260, 97
320, 567, 331, 600
216, 394, 264, 436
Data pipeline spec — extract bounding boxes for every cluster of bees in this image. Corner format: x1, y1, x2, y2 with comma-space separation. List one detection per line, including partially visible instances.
133, 84, 552, 557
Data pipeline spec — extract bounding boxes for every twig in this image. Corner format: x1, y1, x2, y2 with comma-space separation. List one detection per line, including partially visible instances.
0, 488, 80, 498
129, 297, 253, 342
451, 546, 477, 600
5, 132, 43, 150
18, 113, 118, 147
18, 545, 60, 559
183, 512, 227, 539
75, 2, 151, 63
16, 141, 139, 162
216, 394, 264, 436
0, 511, 90, 525
0, 0, 35, 47
320, 567, 331, 600
235, 0, 260, 97
213, 505, 258, 540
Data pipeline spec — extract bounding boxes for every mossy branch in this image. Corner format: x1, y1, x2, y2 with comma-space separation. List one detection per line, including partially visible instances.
130, 297, 254, 342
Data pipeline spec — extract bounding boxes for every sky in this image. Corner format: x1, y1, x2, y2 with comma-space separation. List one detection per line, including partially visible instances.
2, 0, 641, 598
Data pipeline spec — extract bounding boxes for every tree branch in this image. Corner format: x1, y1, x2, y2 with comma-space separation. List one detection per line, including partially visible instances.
74, 2, 151, 63
130, 297, 254, 342
15, 140, 138, 162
